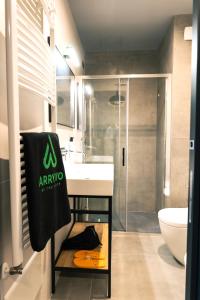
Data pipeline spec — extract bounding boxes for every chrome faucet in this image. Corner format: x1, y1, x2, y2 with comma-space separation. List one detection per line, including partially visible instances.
61, 148, 68, 160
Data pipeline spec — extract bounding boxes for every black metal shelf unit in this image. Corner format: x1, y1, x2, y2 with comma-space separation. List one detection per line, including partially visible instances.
51, 194, 112, 298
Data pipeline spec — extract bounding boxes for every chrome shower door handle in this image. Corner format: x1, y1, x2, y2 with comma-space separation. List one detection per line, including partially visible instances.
122, 147, 125, 166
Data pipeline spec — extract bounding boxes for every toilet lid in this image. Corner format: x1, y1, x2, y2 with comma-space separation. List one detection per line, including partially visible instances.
158, 208, 188, 227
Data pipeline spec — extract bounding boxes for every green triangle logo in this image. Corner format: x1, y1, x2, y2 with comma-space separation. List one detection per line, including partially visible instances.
43, 135, 58, 169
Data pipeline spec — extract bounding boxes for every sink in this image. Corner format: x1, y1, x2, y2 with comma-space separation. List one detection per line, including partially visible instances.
64, 162, 114, 196
86, 155, 113, 163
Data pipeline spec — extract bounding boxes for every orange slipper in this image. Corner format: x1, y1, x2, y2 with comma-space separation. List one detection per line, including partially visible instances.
73, 257, 106, 269
74, 250, 105, 260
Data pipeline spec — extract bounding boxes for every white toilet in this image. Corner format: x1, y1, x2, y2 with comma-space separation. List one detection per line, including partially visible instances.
158, 208, 188, 265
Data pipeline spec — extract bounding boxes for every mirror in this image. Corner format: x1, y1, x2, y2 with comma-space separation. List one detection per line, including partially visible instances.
56, 48, 75, 128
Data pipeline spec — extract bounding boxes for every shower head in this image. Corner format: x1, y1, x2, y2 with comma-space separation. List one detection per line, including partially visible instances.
57, 96, 64, 106
109, 91, 125, 105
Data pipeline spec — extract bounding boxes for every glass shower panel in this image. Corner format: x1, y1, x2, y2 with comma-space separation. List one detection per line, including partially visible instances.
156, 78, 166, 211
82, 75, 168, 233
84, 79, 119, 163
127, 78, 158, 231
84, 79, 126, 230
118, 79, 129, 230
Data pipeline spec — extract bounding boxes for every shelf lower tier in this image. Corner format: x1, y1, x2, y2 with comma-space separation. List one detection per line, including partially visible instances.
55, 222, 109, 271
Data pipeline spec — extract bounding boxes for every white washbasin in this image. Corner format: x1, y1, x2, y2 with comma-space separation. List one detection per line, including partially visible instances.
86, 155, 114, 163
64, 162, 114, 196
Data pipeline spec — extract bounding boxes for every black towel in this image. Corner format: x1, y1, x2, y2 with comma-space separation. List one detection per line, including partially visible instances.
21, 132, 71, 252
61, 225, 102, 250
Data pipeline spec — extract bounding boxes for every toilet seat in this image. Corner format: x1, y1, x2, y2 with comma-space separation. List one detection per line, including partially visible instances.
158, 207, 188, 264
158, 208, 188, 228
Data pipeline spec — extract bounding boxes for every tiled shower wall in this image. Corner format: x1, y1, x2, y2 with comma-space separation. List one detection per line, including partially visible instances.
156, 79, 166, 211
85, 88, 118, 158
85, 51, 159, 213
128, 79, 158, 212
85, 50, 159, 75
85, 14, 192, 212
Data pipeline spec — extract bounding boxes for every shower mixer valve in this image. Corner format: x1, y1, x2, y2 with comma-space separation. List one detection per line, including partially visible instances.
9, 265, 23, 275
0, 263, 23, 279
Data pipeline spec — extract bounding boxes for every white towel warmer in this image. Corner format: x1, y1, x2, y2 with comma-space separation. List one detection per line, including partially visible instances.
5, 0, 56, 274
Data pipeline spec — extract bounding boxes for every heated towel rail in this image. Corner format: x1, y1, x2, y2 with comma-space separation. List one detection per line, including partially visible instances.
5, 0, 56, 272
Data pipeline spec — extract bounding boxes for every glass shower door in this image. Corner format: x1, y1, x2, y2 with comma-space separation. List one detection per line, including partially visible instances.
83, 78, 119, 163
82, 75, 169, 232
127, 78, 162, 232
82, 78, 128, 231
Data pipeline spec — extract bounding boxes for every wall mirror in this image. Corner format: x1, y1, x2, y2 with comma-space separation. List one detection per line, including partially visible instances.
56, 48, 75, 128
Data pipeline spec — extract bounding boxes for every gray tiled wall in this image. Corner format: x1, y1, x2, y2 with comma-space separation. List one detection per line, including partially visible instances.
85, 52, 159, 213
85, 50, 159, 75
0, 165, 34, 298
159, 15, 192, 208
85, 15, 192, 214
128, 78, 158, 212
156, 79, 166, 211
0, 161, 12, 298
0, 160, 9, 182
0, 164, 33, 298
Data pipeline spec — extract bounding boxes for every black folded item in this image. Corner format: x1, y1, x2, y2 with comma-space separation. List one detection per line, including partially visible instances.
21, 132, 71, 252
62, 225, 102, 250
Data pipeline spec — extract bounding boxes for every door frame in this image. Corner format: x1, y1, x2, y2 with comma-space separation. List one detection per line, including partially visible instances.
81, 74, 171, 232
186, 0, 200, 299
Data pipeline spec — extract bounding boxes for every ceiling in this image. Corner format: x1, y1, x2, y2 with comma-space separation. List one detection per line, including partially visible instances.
68, 0, 192, 52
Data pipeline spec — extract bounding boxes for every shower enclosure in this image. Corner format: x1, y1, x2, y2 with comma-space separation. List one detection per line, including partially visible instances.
82, 74, 171, 232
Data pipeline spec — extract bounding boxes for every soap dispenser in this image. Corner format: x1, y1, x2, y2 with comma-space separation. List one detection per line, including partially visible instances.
69, 137, 74, 152
68, 137, 74, 161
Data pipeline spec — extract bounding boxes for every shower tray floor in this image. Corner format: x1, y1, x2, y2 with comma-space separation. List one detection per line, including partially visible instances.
127, 212, 161, 233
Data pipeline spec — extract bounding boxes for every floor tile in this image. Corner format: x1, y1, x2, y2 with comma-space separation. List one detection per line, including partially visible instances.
52, 232, 185, 300
127, 212, 160, 233
111, 232, 185, 300
90, 277, 107, 299
52, 275, 92, 300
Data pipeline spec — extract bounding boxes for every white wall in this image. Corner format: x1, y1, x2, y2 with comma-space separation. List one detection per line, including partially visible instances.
55, 0, 85, 76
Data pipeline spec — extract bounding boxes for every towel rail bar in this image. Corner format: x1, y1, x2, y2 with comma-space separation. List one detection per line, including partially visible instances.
18, 43, 52, 74
5, 0, 56, 269
19, 82, 55, 106
22, 228, 29, 236
21, 194, 27, 201
22, 211, 28, 219
23, 241, 31, 249
23, 232, 30, 241
22, 203, 27, 213
17, 0, 42, 30
21, 179, 26, 186
18, 62, 51, 87
20, 136, 31, 250
6, 0, 23, 268
21, 170, 25, 177
22, 219, 29, 227
17, 31, 51, 65
21, 162, 25, 168
17, 4, 56, 106
23, 237, 31, 247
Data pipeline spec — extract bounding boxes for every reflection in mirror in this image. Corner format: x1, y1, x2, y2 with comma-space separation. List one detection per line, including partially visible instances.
76, 82, 81, 130
55, 48, 75, 128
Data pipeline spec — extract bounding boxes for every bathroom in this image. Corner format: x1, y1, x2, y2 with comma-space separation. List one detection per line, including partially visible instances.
0, 0, 198, 299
